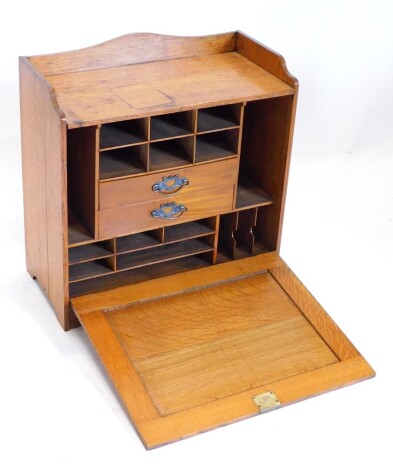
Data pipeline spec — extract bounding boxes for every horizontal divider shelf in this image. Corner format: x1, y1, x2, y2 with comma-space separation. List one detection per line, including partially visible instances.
100, 118, 147, 150
195, 129, 239, 163
116, 237, 213, 271
95, 104, 244, 184
69, 241, 114, 265
150, 111, 194, 141
69, 255, 211, 297
164, 220, 215, 243
197, 104, 241, 133
117, 230, 163, 254
69, 258, 114, 283
149, 137, 194, 171
68, 210, 94, 246
99, 145, 148, 180
236, 176, 274, 209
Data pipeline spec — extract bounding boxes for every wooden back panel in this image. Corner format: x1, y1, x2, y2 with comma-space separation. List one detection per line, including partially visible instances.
28, 32, 237, 76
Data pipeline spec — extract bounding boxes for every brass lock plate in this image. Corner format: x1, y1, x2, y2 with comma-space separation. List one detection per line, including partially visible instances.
252, 391, 281, 412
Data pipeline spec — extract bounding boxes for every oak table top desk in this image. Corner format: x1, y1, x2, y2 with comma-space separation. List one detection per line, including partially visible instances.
19, 32, 375, 449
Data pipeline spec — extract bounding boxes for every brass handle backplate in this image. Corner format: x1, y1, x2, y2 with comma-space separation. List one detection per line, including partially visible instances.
152, 174, 189, 195
150, 202, 187, 220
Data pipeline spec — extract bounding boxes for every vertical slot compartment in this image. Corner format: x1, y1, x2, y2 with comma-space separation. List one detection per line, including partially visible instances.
99, 144, 148, 180
197, 103, 242, 133
67, 126, 97, 245
235, 208, 257, 258
150, 111, 194, 141
217, 207, 271, 263
217, 212, 238, 262
99, 118, 148, 150
251, 206, 273, 254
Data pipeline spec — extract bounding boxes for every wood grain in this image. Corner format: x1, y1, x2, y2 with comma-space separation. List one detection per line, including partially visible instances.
133, 316, 337, 416
29, 32, 237, 76
236, 32, 299, 251
107, 272, 301, 360
99, 157, 238, 210
236, 32, 298, 87
36, 52, 294, 127
240, 96, 293, 250
98, 185, 235, 239
72, 255, 374, 448
270, 263, 359, 360
20, 58, 70, 329
71, 252, 282, 314
138, 355, 374, 449
76, 309, 159, 423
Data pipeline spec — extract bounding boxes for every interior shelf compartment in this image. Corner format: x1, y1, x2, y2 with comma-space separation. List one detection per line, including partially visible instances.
68, 210, 95, 246
99, 144, 148, 180
217, 207, 270, 263
116, 237, 213, 272
67, 127, 96, 245
69, 255, 211, 297
99, 118, 148, 150
197, 103, 242, 133
149, 136, 194, 171
116, 229, 163, 254
235, 175, 273, 209
195, 129, 239, 163
69, 257, 115, 283
150, 111, 194, 141
163, 218, 216, 243
69, 240, 114, 265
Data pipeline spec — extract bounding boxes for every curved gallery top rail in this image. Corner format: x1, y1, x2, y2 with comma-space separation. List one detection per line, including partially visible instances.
21, 32, 298, 128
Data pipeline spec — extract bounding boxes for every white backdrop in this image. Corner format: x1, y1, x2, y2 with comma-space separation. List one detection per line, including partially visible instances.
1, 1, 392, 468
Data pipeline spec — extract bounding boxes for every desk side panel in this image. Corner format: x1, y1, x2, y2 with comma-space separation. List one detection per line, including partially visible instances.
19, 58, 70, 329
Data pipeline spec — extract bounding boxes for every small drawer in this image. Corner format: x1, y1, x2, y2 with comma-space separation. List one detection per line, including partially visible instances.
98, 185, 234, 238
99, 158, 238, 210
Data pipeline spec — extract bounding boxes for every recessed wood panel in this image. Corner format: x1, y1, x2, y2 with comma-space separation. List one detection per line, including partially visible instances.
73, 254, 374, 449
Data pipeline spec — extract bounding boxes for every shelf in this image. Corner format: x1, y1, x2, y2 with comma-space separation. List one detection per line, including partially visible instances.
69, 259, 114, 283
164, 220, 215, 243
100, 119, 147, 150
235, 176, 273, 209
117, 238, 213, 271
69, 241, 113, 265
149, 137, 193, 171
99, 145, 147, 180
150, 111, 193, 141
197, 104, 241, 133
195, 129, 238, 163
69, 255, 211, 297
117, 230, 162, 254
68, 210, 94, 246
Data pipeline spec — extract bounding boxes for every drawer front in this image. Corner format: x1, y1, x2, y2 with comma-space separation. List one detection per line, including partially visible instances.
99, 158, 238, 210
99, 185, 234, 238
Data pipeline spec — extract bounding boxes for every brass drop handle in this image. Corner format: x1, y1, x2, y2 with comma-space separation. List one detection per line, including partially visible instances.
150, 202, 187, 220
152, 174, 189, 195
